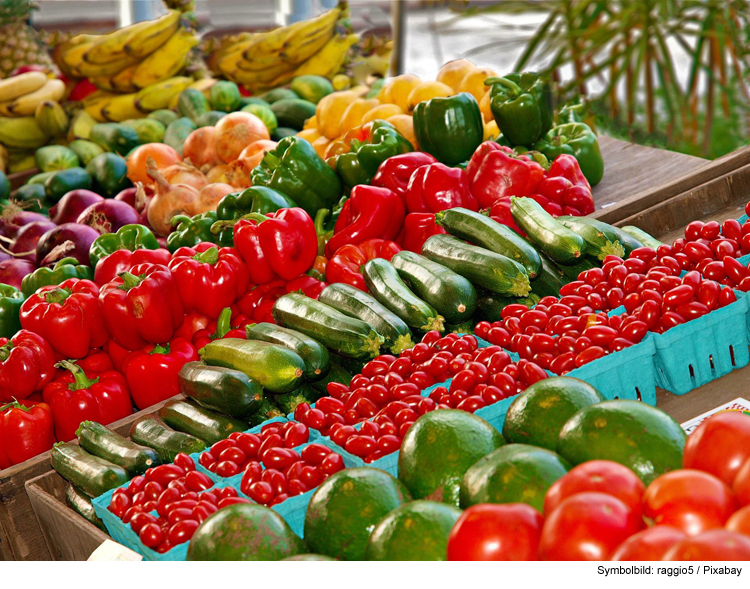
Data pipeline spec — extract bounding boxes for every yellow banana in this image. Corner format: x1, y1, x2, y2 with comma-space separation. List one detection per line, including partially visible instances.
124, 10, 181, 58
208, 33, 254, 72
0, 143, 7, 173
35, 100, 70, 138
235, 59, 296, 81
102, 93, 143, 122
229, 67, 296, 93
76, 52, 140, 78
8, 150, 38, 174
111, 63, 140, 93
57, 35, 100, 77
293, 33, 359, 79
216, 38, 259, 74
0, 72, 48, 102
82, 91, 119, 122
132, 28, 198, 89
134, 76, 192, 111
83, 21, 151, 65
279, 7, 341, 65
0, 116, 50, 149
7, 79, 66, 116
88, 74, 116, 92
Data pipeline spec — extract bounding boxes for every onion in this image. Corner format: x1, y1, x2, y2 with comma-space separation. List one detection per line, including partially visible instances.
9, 220, 56, 261
162, 160, 208, 190
114, 187, 138, 207
0, 259, 36, 289
193, 183, 236, 215
77, 199, 141, 233
225, 160, 253, 189
146, 157, 199, 236
183, 127, 221, 171
49, 190, 104, 225
206, 164, 231, 184
35, 223, 100, 267
1, 204, 49, 238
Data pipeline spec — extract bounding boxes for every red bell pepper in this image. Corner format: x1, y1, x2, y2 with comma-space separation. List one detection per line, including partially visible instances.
326, 240, 401, 291
19, 278, 108, 359
535, 154, 595, 216
0, 400, 55, 469
168, 243, 250, 319
487, 198, 527, 236
105, 339, 131, 373
371, 152, 437, 202
174, 312, 212, 341
234, 208, 318, 284
0, 330, 56, 401
397, 213, 447, 253
76, 348, 115, 374
94, 248, 171, 286
284, 275, 327, 299
43, 360, 132, 442
325, 185, 405, 258
405, 163, 478, 214
465, 142, 546, 208
121, 337, 199, 410
99, 263, 185, 351
192, 307, 249, 351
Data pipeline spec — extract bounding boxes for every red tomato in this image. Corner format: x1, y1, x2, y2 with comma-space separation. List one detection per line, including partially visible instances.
663, 530, 750, 561
725, 504, 750, 536
544, 460, 646, 517
683, 411, 750, 485
642, 469, 738, 535
538, 492, 643, 561
733, 457, 750, 505
139, 522, 164, 549
446, 503, 544, 561
611, 526, 687, 561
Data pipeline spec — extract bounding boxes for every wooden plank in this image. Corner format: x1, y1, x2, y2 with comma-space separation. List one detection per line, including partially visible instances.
7, 168, 38, 191
25, 471, 108, 562
0, 395, 181, 561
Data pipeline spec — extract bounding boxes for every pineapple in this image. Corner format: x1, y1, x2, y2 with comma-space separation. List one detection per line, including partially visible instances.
0, 0, 54, 79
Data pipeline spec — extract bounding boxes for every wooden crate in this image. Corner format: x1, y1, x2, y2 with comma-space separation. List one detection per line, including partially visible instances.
0, 395, 182, 561
25, 470, 109, 562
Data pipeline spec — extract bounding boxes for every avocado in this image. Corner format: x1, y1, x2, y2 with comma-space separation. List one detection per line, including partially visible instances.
290, 75, 334, 104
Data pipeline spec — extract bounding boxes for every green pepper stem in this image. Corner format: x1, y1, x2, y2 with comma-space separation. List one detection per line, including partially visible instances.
150, 343, 171, 355
0, 400, 30, 413
212, 308, 233, 340
210, 220, 235, 234
0, 341, 13, 363
193, 246, 219, 265
314, 208, 330, 234
57, 360, 99, 391
44, 287, 72, 305
118, 271, 144, 290
243, 213, 269, 224
263, 151, 281, 171
488, 76, 523, 97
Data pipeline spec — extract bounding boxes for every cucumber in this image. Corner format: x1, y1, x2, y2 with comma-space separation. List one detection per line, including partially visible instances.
621, 225, 662, 250
317, 283, 414, 355
199, 339, 305, 393
612, 225, 648, 254
436, 207, 542, 278
531, 256, 568, 297
129, 416, 206, 463
510, 196, 586, 265
44, 167, 92, 203
246, 396, 286, 428
422, 234, 531, 297
50, 442, 130, 498
245, 323, 331, 382
391, 250, 477, 324
311, 361, 352, 395
76, 421, 160, 477
178, 361, 264, 419
273, 384, 322, 415
178, 88, 211, 123
159, 399, 248, 446
273, 293, 384, 359
556, 216, 626, 261
65, 483, 106, 530
476, 290, 540, 322
362, 258, 445, 333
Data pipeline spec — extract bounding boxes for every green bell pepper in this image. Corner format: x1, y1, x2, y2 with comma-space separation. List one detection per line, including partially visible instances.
167, 211, 232, 253
250, 136, 343, 216
213, 186, 297, 246
0, 283, 23, 338
89, 224, 160, 268
330, 120, 413, 189
533, 122, 604, 186
485, 72, 553, 147
412, 92, 484, 166
21, 257, 94, 298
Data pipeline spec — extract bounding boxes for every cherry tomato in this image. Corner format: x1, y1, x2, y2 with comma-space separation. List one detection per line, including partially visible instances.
215, 460, 241, 478
139, 522, 164, 549
110, 490, 131, 518
345, 435, 377, 457
662, 530, 750, 561
146, 464, 184, 487
320, 452, 345, 475
575, 346, 606, 367
719, 286, 737, 307
167, 519, 199, 546
130, 512, 157, 535
185, 471, 213, 493
173, 453, 195, 473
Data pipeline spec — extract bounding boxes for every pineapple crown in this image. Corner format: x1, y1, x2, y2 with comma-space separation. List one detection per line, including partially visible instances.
0, 1, 36, 20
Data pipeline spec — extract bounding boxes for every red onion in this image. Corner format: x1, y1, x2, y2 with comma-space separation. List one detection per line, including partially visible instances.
49, 190, 104, 225
77, 199, 141, 233
114, 187, 138, 208
10, 220, 56, 261
1, 206, 50, 238
0, 259, 36, 289
35, 223, 99, 267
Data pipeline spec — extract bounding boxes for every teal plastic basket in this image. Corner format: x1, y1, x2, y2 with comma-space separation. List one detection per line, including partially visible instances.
653, 291, 750, 395
474, 393, 520, 432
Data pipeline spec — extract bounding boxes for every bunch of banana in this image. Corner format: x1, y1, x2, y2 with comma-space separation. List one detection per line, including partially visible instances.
53, 10, 198, 92
81, 76, 193, 122
35, 100, 70, 138
0, 74, 66, 117
0, 116, 49, 150
213, 5, 354, 93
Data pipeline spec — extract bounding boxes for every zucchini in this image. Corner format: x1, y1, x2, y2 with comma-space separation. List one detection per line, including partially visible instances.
317, 283, 414, 354
362, 258, 445, 333
391, 250, 477, 323
329, 351, 368, 377
476, 290, 540, 322
510, 196, 586, 265
246, 396, 286, 428
199, 339, 305, 393
76, 421, 160, 476
272, 293, 384, 359
556, 216, 626, 261
545, 254, 597, 283
621, 225, 662, 250
159, 399, 248, 446
530, 256, 567, 298
445, 320, 475, 335
245, 323, 331, 382
311, 361, 352, 395
274, 384, 322, 415
613, 225, 650, 254
422, 234, 531, 297
130, 416, 206, 463
178, 361, 264, 419
436, 207, 542, 278
50, 442, 129, 498
65, 483, 106, 530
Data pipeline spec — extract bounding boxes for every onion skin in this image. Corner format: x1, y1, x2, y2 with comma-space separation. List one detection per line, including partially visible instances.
11, 220, 57, 261
77, 199, 141, 233
49, 190, 104, 225
146, 158, 198, 236
192, 183, 235, 215
35, 223, 100, 267
1, 209, 49, 238
0, 259, 36, 289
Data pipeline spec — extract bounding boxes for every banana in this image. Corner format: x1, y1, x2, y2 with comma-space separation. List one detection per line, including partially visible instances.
0, 72, 49, 102
83, 21, 151, 65
76, 52, 140, 78
82, 91, 119, 122
216, 38, 259, 74
0, 116, 50, 149
88, 74, 116, 92
35, 100, 70, 138
111, 63, 140, 93
132, 28, 199, 89
102, 93, 143, 122
8, 150, 38, 174
229, 67, 296, 93
57, 37, 99, 77
278, 7, 341, 65
6, 79, 66, 116
208, 33, 254, 72
124, 10, 181, 58
293, 33, 359, 79
134, 76, 192, 111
